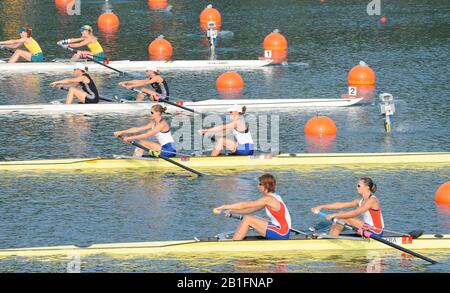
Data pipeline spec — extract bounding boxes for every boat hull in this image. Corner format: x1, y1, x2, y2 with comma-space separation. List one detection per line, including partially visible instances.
0, 234, 447, 258
0, 59, 273, 72
1, 152, 450, 172
0, 98, 362, 115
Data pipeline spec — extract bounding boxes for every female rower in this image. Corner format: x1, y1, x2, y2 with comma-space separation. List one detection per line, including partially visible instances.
49, 63, 99, 104
213, 173, 292, 240
57, 25, 107, 62
113, 104, 177, 158
118, 66, 169, 101
198, 104, 254, 156
0, 27, 45, 63
311, 177, 384, 236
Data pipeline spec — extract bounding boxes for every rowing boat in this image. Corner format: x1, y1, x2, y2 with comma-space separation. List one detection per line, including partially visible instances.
0, 234, 447, 258
0, 98, 362, 115
0, 59, 272, 72
1, 152, 450, 172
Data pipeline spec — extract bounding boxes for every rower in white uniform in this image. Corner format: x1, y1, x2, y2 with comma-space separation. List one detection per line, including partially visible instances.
198, 104, 254, 156
114, 104, 177, 158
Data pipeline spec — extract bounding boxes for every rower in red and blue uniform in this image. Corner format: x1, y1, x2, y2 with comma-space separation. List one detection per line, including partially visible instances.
214, 173, 292, 240
311, 177, 384, 236
114, 104, 177, 158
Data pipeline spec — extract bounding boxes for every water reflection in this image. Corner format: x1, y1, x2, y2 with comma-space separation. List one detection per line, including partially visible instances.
304, 134, 336, 152
436, 204, 450, 229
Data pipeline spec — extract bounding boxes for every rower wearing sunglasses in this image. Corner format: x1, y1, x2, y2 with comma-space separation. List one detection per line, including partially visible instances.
118, 66, 169, 101
198, 104, 254, 156
49, 63, 99, 104
114, 104, 177, 158
213, 173, 292, 240
311, 177, 384, 236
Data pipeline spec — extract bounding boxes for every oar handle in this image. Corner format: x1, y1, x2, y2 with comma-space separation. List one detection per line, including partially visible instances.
0, 45, 14, 54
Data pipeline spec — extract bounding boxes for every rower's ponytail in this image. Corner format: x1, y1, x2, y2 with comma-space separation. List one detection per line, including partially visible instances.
151, 104, 167, 114
240, 106, 247, 115
360, 177, 377, 193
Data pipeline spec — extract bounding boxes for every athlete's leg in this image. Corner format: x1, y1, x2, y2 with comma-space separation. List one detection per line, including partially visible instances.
211, 137, 238, 156
66, 88, 88, 104
9, 49, 32, 63
233, 215, 269, 240
141, 88, 158, 101
329, 217, 364, 236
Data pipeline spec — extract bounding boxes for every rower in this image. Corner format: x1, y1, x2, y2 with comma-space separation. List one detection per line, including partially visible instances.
311, 177, 384, 237
118, 66, 169, 101
214, 173, 292, 240
0, 27, 45, 63
114, 104, 177, 158
49, 63, 100, 104
57, 25, 107, 62
198, 104, 254, 156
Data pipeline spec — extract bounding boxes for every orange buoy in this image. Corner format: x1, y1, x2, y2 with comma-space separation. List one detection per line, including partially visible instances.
435, 182, 450, 205
216, 72, 244, 91
348, 61, 376, 86
380, 16, 387, 24
98, 12, 120, 31
200, 4, 222, 31
263, 30, 288, 51
148, 35, 173, 60
262, 29, 288, 64
304, 115, 337, 136
148, 0, 168, 10
55, 0, 71, 6
305, 134, 336, 152
55, 0, 71, 13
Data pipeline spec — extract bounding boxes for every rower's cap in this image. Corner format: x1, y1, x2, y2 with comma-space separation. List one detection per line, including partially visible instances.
227, 104, 242, 113
145, 65, 158, 72
73, 63, 87, 71
18, 27, 27, 33
80, 25, 93, 33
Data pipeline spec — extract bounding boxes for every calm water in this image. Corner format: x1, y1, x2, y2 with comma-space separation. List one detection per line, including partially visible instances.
0, 0, 449, 272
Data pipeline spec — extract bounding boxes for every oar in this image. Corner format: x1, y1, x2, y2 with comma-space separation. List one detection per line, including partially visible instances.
216, 211, 308, 236
59, 44, 132, 76
119, 137, 204, 177
131, 88, 202, 115
313, 211, 438, 264
0, 45, 14, 54
55, 86, 121, 103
